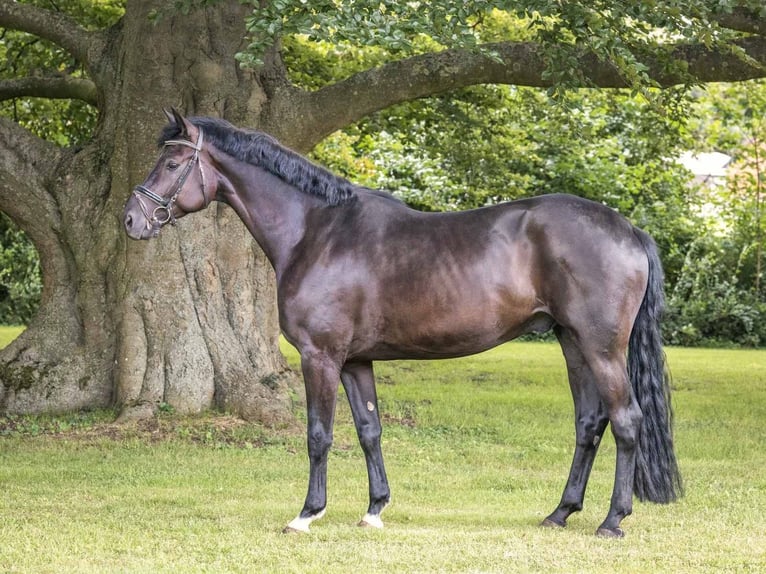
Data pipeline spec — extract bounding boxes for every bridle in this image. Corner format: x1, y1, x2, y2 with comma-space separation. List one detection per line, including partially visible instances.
132, 128, 209, 234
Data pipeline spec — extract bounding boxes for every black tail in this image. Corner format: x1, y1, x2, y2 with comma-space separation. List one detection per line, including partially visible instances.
628, 229, 683, 503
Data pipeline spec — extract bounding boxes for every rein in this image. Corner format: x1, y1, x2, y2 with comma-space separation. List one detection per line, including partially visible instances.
132, 129, 208, 234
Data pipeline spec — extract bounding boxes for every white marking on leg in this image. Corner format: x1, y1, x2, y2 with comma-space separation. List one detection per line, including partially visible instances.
359, 513, 384, 528
366, 401, 375, 412
285, 509, 325, 533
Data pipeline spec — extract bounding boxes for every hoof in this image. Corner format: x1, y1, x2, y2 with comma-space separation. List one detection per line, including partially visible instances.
283, 509, 325, 534
358, 513, 384, 529
540, 517, 566, 529
596, 526, 625, 538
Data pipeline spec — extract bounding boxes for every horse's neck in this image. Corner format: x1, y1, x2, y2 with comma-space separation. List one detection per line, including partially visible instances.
216, 162, 310, 277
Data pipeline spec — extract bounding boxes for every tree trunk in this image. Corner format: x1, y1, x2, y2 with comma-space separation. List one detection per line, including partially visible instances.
0, 1, 301, 423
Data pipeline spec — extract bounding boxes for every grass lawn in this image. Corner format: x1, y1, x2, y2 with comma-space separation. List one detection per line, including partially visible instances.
0, 325, 24, 348
0, 335, 764, 572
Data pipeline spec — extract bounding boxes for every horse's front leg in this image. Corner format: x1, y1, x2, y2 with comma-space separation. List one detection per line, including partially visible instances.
284, 351, 341, 533
341, 361, 391, 528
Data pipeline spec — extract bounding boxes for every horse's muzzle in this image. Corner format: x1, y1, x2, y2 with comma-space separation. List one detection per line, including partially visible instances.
123, 204, 158, 240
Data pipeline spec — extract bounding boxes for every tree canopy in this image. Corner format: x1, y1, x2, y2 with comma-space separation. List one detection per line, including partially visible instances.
238, 0, 766, 89
2, 1, 766, 146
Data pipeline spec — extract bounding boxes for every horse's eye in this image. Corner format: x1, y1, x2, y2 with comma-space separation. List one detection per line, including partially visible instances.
167, 161, 179, 171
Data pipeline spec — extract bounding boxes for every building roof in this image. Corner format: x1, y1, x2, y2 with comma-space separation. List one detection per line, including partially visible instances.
678, 151, 732, 178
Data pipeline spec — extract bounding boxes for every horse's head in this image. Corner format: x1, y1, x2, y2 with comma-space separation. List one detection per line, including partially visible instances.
123, 109, 215, 240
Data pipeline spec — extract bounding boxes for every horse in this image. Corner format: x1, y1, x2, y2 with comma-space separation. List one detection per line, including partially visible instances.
123, 109, 682, 538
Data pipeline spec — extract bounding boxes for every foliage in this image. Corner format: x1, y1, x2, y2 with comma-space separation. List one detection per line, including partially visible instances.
239, 0, 497, 67
699, 80, 766, 295
238, 0, 758, 97
661, 79, 766, 346
664, 237, 766, 347
0, 213, 40, 325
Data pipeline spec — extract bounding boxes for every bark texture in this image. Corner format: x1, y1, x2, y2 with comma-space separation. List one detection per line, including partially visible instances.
0, 1, 302, 423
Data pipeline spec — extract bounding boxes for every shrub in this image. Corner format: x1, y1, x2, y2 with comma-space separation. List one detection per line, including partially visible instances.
664, 238, 766, 347
0, 213, 41, 325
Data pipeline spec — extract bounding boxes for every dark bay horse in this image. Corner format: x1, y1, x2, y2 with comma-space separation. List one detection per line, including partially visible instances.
123, 109, 682, 538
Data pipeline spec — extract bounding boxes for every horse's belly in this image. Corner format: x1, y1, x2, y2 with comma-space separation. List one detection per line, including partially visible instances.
351, 296, 544, 360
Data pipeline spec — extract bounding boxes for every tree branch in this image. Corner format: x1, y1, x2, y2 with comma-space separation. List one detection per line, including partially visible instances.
716, 6, 765, 36
0, 0, 94, 64
0, 75, 98, 105
0, 118, 63, 238
298, 36, 766, 146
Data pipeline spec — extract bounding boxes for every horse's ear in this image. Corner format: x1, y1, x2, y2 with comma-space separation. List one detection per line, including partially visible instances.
167, 107, 197, 141
170, 107, 186, 127
163, 108, 175, 124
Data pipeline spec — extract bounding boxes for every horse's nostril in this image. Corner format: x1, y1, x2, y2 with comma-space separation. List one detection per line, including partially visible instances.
124, 213, 133, 229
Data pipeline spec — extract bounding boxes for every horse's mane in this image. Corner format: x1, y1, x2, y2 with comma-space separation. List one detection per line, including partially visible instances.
159, 116, 357, 206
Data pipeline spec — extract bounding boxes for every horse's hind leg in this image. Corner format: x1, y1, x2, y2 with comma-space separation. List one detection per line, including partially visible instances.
591, 352, 643, 538
543, 327, 609, 529
582, 345, 643, 538
341, 361, 391, 528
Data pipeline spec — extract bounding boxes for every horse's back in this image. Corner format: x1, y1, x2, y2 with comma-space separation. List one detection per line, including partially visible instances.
281, 192, 649, 361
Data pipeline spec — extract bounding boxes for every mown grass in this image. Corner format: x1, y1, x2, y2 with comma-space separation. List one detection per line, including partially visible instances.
0, 334, 764, 573
0, 325, 24, 348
